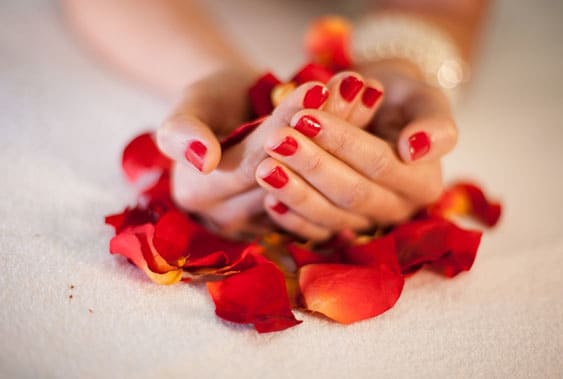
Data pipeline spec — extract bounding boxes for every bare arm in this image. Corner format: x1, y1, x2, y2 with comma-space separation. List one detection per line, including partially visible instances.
62, 0, 254, 98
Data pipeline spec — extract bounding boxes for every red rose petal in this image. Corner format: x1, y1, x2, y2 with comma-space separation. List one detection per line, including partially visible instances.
391, 218, 482, 277
207, 259, 301, 333
220, 117, 266, 151
291, 63, 335, 84
343, 234, 398, 271
299, 263, 404, 324
248, 73, 281, 117
287, 243, 336, 268
105, 206, 156, 233
122, 133, 171, 183
153, 210, 197, 263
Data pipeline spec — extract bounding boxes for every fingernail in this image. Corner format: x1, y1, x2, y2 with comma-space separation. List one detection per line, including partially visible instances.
293, 115, 321, 138
184, 140, 207, 171
408, 132, 431, 160
362, 87, 383, 107
271, 136, 298, 156
261, 166, 288, 188
271, 201, 289, 215
339, 76, 364, 102
303, 85, 329, 109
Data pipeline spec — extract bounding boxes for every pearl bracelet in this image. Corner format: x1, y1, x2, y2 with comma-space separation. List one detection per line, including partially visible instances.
351, 13, 469, 99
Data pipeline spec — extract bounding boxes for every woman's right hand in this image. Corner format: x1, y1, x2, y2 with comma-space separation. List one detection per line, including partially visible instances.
156, 66, 332, 237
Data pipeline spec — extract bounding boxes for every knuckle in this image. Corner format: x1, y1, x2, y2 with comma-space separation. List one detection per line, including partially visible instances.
335, 179, 370, 211
302, 153, 323, 174
365, 147, 393, 180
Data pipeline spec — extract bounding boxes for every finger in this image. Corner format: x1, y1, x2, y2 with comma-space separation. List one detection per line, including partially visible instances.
157, 113, 221, 174
170, 82, 331, 208
397, 115, 458, 163
347, 78, 385, 128
289, 109, 443, 205
323, 71, 365, 122
255, 158, 372, 230
264, 195, 332, 241
264, 127, 415, 224
204, 187, 268, 235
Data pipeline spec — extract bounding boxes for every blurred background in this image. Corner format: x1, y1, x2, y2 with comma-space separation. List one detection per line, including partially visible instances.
1, 0, 562, 377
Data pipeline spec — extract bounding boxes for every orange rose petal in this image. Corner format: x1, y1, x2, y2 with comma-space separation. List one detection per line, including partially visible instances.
207, 260, 301, 333
430, 182, 502, 227
304, 16, 352, 70
299, 264, 404, 324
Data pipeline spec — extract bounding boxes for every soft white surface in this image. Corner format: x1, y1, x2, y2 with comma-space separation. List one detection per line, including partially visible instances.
1, 1, 562, 378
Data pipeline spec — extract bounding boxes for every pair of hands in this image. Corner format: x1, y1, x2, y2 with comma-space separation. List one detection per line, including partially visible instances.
156, 61, 457, 241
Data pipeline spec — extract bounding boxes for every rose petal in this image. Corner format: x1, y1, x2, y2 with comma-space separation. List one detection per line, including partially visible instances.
291, 63, 334, 84
207, 259, 301, 333
287, 243, 336, 268
153, 210, 197, 264
220, 117, 266, 151
299, 263, 404, 324
391, 218, 482, 277
122, 133, 171, 182
429, 182, 502, 227
105, 206, 156, 234
343, 234, 398, 271
109, 224, 182, 285
248, 73, 281, 117
304, 16, 352, 70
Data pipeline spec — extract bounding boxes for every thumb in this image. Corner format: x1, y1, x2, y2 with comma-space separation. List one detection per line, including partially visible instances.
157, 113, 221, 174
397, 115, 458, 163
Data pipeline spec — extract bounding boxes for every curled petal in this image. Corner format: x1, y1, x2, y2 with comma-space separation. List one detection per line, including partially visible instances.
122, 133, 171, 183
429, 182, 502, 227
248, 73, 281, 117
391, 218, 482, 277
299, 264, 404, 324
207, 259, 301, 333
109, 224, 182, 285
105, 206, 156, 234
220, 117, 266, 151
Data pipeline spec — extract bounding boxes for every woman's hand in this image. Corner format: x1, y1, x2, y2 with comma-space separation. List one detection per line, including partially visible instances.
257, 64, 458, 241
156, 67, 335, 237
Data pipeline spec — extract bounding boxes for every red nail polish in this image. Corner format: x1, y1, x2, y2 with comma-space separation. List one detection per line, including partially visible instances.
294, 115, 321, 137
271, 201, 289, 215
339, 76, 364, 102
271, 136, 298, 156
184, 140, 207, 171
362, 87, 383, 107
408, 132, 431, 160
261, 166, 288, 188
303, 85, 329, 109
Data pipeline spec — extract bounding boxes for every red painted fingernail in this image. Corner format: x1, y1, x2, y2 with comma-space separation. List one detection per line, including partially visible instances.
261, 166, 288, 188
303, 85, 329, 109
362, 87, 383, 107
271, 201, 289, 215
184, 140, 207, 171
293, 115, 321, 137
271, 136, 298, 156
340, 76, 364, 102
408, 132, 431, 160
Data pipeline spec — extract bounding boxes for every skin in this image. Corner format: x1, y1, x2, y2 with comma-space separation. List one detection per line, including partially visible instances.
63, 0, 490, 240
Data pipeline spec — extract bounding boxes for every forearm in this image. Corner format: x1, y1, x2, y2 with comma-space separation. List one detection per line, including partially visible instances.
62, 0, 254, 98
373, 0, 491, 62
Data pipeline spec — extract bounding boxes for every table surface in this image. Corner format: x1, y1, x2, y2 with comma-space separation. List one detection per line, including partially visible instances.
1, 1, 562, 378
